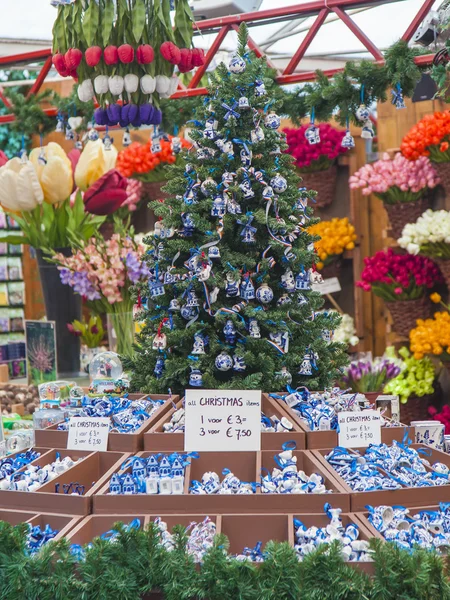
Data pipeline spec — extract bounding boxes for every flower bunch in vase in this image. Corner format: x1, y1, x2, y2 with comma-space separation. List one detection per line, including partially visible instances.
308, 217, 357, 276
357, 248, 443, 337
410, 300, 450, 370
68, 315, 107, 373
340, 355, 402, 393
52, 220, 149, 357
398, 209, 450, 288
349, 153, 440, 238
384, 346, 436, 405
401, 111, 450, 192
284, 123, 349, 207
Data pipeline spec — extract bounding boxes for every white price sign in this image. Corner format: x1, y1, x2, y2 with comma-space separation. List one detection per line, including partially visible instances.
184, 389, 261, 452
67, 417, 110, 452
338, 410, 381, 449
312, 277, 342, 295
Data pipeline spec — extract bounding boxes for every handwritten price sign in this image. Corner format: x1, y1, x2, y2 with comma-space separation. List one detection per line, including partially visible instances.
67, 417, 110, 452
338, 410, 381, 449
184, 390, 261, 452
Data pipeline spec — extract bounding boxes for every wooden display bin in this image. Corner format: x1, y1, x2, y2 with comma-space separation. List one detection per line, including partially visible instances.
0, 509, 81, 541
0, 449, 129, 515
143, 395, 306, 452
313, 444, 450, 512
35, 394, 178, 453
92, 450, 350, 515
266, 394, 411, 450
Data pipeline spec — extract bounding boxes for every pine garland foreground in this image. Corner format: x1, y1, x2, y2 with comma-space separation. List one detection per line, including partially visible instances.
1, 520, 450, 600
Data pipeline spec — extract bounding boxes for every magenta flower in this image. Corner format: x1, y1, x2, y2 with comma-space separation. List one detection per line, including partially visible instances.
284, 123, 348, 170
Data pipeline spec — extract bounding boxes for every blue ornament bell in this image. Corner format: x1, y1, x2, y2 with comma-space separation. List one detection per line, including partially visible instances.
341, 130, 355, 149
361, 120, 374, 139
298, 353, 313, 376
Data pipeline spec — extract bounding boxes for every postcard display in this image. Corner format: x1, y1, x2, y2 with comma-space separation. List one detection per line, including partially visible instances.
1, 381, 444, 574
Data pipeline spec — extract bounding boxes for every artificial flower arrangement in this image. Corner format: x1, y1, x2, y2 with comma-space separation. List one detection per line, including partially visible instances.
384, 346, 436, 405
340, 352, 402, 393
308, 217, 357, 271
349, 153, 440, 238
284, 123, 349, 207
410, 293, 450, 365
52, 0, 202, 126
52, 220, 149, 357
356, 248, 443, 337
329, 311, 359, 347
68, 315, 105, 349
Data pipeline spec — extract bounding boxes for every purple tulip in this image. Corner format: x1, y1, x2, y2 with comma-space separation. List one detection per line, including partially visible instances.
139, 103, 152, 124
94, 107, 107, 125
119, 118, 129, 128
128, 104, 138, 123
152, 108, 162, 125
121, 104, 131, 125
131, 115, 142, 127
107, 103, 121, 125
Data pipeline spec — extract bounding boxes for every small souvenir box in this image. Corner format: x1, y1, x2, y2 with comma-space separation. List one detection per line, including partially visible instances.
143, 394, 306, 452
35, 394, 177, 453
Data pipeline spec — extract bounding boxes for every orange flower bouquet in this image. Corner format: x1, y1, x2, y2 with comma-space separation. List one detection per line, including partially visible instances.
401, 111, 450, 191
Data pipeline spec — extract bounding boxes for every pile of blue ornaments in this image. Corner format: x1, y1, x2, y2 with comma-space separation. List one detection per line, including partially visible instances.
0, 449, 40, 482
26, 524, 59, 554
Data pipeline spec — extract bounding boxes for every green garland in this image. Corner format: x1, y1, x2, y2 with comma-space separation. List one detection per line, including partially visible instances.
1, 520, 450, 599
5, 88, 55, 138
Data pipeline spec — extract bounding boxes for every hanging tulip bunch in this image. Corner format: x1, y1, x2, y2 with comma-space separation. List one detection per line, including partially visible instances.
51, 0, 202, 127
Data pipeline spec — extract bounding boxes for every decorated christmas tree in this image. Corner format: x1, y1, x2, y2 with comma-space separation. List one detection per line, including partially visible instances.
126, 24, 347, 394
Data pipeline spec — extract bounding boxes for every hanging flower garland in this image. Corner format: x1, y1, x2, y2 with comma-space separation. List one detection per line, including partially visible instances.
51, 0, 204, 127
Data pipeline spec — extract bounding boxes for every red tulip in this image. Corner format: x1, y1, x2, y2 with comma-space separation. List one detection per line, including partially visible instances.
67, 148, 81, 193
69, 70, 79, 82
0, 151, 8, 167
83, 169, 128, 216
104, 45, 119, 65
160, 41, 181, 65
67, 323, 82, 336
65, 48, 83, 71
52, 53, 69, 77
137, 44, 154, 64
118, 44, 134, 64
85, 46, 102, 67
191, 48, 205, 67
179, 48, 193, 71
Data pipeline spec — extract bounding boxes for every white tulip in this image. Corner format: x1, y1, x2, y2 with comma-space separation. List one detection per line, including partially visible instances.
155, 75, 170, 95
124, 74, 139, 93
169, 76, 179, 96
68, 116, 83, 130
0, 159, 43, 212
108, 75, 124, 96
77, 79, 94, 102
94, 75, 109, 95
140, 75, 156, 94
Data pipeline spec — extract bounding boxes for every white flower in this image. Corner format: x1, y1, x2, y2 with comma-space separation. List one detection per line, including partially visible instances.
108, 75, 124, 96
155, 75, 170, 95
140, 75, 156, 94
398, 209, 450, 254
94, 75, 109, 95
169, 76, 179, 95
77, 79, 94, 102
124, 74, 139, 93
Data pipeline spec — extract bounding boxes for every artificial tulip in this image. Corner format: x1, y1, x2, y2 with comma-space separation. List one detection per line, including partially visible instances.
140, 75, 156, 94
108, 75, 124, 96
118, 44, 134, 64
85, 46, 102, 67
191, 48, 205, 67
104, 45, 119, 65
178, 48, 193, 72
75, 139, 118, 191
0, 151, 8, 167
68, 116, 83, 131
137, 44, 154, 64
29, 142, 73, 204
124, 74, 139, 94
65, 48, 83, 71
0, 159, 44, 212
67, 148, 81, 192
155, 75, 170, 95
52, 53, 68, 77
83, 169, 128, 215
160, 41, 181, 64
94, 75, 109, 95
77, 79, 94, 102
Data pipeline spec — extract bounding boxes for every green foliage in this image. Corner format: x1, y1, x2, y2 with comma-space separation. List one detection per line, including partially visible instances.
126, 23, 348, 394
1, 520, 450, 599
5, 88, 55, 138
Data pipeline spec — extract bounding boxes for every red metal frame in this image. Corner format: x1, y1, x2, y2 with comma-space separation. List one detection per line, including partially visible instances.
0, 0, 437, 122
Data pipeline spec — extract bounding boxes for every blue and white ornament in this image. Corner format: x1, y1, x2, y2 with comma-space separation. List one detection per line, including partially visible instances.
189, 368, 203, 387
208, 246, 221, 259
270, 174, 287, 193
239, 96, 250, 109
201, 178, 217, 196
355, 104, 370, 121
361, 120, 374, 139
264, 112, 281, 130
215, 352, 233, 371
181, 213, 195, 236
254, 79, 266, 97
192, 332, 206, 355
226, 273, 241, 297
223, 320, 237, 344
281, 269, 296, 292
154, 356, 165, 379
256, 283, 274, 304
239, 178, 255, 199
341, 130, 355, 149
296, 270, 311, 291
250, 126, 265, 143
229, 55, 246, 74
211, 195, 227, 217
240, 148, 252, 167
181, 305, 198, 320
248, 318, 261, 338
305, 124, 320, 145
241, 278, 255, 300
233, 355, 246, 372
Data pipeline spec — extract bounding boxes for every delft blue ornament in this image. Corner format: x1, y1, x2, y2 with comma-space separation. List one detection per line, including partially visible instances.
262, 186, 274, 201
392, 84, 406, 109
222, 171, 235, 188
239, 96, 250, 109
281, 269, 296, 292
264, 112, 281, 130
211, 195, 227, 217
277, 294, 292, 306
240, 148, 252, 167
304, 124, 320, 145
171, 136, 182, 154
239, 178, 255, 199
122, 128, 132, 147
149, 280, 165, 298
201, 177, 217, 196
147, 455, 159, 477
222, 140, 234, 157
208, 246, 221, 259
186, 289, 199, 307
159, 456, 171, 477
270, 174, 288, 193
169, 298, 181, 311
250, 126, 265, 143
181, 212, 195, 236
223, 320, 237, 344
154, 356, 165, 379
248, 318, 261, 338
254, 79, 266, 97
238, 215, 257, 243
55, 116, 64, 133
192, 332, 206, 354
215, 351, 233, 371
356, 104, 370, 121
110, 473, 122, 494
361, 120, 374, 139
296, 270, 311, 290
256, 283, 274, 304
204, 128, 216, 140
240, 277, 255, 300
122, 473, 137, 495
322, 329, 333, 342
276, 366, 292, 385
341, 130, 355, 149
233, 355, 246, 372
229, 55, 246, 73
297, 293, 308, 306
226, 273, 241, 297
205, 117, 218, 130
270, 331, 289, 353
65, 125, 75, 141
227, 194, 242, 214
197, 147, 208, 160
181, 305, 198, 320
298, 352, 313, 375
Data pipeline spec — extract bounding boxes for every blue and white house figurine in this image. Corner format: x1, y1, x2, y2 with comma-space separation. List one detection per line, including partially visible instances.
296, 270, 311, 291
240, 278, 255, 300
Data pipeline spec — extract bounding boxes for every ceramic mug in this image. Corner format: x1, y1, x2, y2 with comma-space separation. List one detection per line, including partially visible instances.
411, 420, 445, 450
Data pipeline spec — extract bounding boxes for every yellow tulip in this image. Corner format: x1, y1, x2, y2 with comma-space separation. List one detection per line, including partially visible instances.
29, 142, 73, 204
74, 139, 118, 191
0, 158, 43, 212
